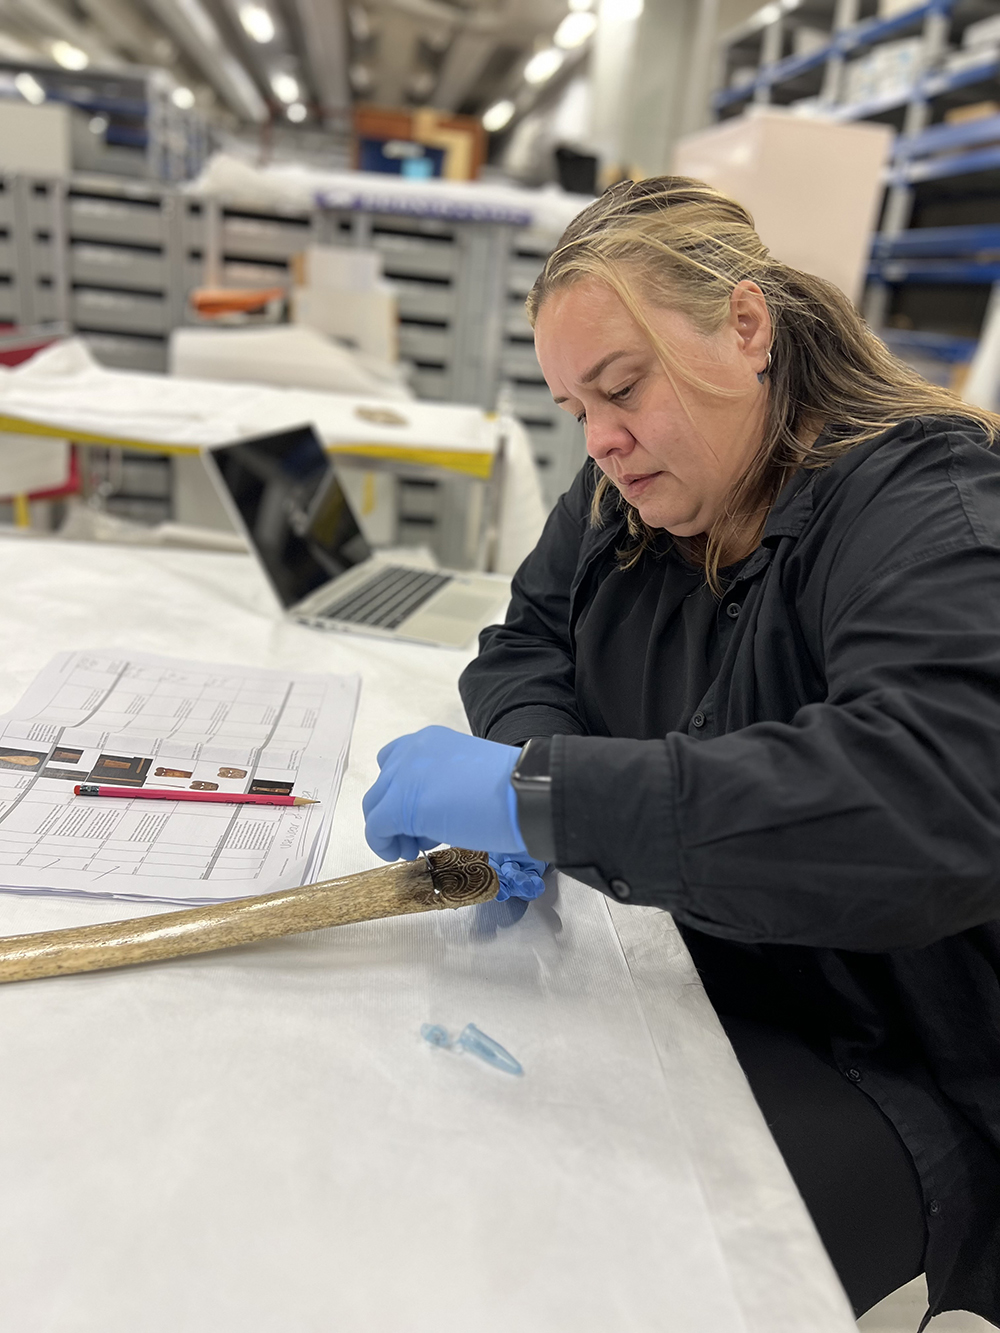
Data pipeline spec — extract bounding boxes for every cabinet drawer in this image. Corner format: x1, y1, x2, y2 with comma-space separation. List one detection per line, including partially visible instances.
392, 278, 454, 322
500, 343, 542, 378
504, 305, 533, 338
71, 243, 167, 291
410, 367, 450, 399
374, 234, 458, 280
507, 258, 543, 298
221, 215, 311, 260
510, 383, 562, 418
73, 287, 168, 334
398, 324, 452, 363
69, 196, 166, 245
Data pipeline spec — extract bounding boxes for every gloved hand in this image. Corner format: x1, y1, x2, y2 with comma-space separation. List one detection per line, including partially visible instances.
363, 726, 526, 863
488, 853, 548, 902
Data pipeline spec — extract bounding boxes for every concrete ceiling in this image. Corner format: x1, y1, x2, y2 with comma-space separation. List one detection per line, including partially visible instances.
0, 0, 578, 128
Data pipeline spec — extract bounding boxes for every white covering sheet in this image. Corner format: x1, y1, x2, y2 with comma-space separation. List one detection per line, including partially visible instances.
0, 537, 856, 1333
0, 338, 497, 460
188, 152, 591, 241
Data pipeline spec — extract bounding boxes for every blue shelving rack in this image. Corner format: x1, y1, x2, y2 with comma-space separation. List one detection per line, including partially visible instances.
712, 0, 1000, 376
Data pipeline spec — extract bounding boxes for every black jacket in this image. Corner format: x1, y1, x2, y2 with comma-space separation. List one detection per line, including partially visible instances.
460, 417, 1000, 1328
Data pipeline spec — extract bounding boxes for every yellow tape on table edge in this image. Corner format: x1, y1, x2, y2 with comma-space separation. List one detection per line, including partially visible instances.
0, 417, 496, 479
0, 415, 201, 456
326, 442, 494, 480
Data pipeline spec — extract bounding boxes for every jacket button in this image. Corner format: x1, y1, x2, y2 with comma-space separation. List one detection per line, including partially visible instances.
928, 1200, 940, 1217
847, 1067, 862, 1082
609, 877, 632, 900
691, 712, 706, 728
726, 602, 740, 618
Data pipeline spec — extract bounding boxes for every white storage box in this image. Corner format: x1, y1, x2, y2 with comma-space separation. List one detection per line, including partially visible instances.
673, 110, 893, 304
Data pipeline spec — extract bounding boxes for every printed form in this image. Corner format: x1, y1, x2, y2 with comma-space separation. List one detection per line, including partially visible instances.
0, 651, 360, 904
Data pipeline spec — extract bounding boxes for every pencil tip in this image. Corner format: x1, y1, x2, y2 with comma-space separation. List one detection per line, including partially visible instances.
294, 797, 320, 805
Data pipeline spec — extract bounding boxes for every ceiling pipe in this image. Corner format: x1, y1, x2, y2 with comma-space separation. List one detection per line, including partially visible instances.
8, 0, 123, 67
141, 0, 268, 120
288, 0, 350, 116
432, 29, 494, 111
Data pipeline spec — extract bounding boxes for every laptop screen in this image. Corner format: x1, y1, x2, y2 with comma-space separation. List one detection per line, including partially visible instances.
209, 425, 372, 609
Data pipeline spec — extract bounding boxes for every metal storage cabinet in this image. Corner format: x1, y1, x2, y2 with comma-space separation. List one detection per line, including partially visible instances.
500, 232, 586, 507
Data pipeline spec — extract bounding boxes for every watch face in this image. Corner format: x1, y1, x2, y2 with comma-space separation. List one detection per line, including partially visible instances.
515, 737, 552, 782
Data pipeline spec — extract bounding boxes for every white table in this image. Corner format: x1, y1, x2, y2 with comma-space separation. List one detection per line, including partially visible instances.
0, 536, 857, 1333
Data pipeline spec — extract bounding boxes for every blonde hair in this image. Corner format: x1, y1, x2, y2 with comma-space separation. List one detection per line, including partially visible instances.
527, 176, 1000, 587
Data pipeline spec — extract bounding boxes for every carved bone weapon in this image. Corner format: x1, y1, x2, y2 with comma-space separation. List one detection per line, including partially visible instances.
0, 847, 497, 985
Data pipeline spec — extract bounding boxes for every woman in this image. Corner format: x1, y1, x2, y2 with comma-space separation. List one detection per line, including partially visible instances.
362, 178, 1000, 1327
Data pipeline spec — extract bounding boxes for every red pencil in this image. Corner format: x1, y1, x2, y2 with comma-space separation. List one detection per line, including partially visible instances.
73, 785, 318, 807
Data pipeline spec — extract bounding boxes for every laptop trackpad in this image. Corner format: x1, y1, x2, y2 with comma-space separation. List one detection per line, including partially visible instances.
403, 589, 504, 647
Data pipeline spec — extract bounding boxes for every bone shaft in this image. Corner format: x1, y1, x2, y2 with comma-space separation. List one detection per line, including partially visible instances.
0, 859, 435, 984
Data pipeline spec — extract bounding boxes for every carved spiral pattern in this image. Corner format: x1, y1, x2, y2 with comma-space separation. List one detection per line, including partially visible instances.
426, 848, 497, 906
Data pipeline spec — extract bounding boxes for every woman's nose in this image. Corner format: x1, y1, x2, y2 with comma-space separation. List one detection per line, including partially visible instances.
585, 412, 634, 463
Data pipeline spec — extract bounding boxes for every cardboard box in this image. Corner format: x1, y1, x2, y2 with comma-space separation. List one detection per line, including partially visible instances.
673, 110, 894, 304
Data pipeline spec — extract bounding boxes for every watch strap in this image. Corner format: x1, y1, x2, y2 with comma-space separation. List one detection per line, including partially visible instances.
511, 737, 556, 864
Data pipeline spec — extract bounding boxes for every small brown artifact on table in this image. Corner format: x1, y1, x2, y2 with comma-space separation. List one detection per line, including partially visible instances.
0, 847, 497, 986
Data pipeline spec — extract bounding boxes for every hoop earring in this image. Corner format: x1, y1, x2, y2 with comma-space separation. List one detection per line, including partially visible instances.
757, 350, 772, 385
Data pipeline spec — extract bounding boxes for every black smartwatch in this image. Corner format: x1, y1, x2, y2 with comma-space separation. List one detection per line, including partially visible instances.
510, 736, 556, 864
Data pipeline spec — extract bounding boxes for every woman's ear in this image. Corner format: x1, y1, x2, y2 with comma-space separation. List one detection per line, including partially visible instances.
730, 279, 772, 374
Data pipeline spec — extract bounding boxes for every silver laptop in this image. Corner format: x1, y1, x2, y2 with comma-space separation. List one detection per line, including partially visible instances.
206, 425, 510, 648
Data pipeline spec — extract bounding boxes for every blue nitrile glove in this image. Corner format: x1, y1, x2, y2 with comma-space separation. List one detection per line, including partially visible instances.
363, 725, 526, 863
488, 853, 548, 902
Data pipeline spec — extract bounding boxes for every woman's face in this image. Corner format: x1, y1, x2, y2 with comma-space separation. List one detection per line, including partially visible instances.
533, 276, 772, 538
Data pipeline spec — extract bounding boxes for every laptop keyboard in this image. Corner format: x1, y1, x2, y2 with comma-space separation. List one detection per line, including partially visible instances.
319, 566, 452, 630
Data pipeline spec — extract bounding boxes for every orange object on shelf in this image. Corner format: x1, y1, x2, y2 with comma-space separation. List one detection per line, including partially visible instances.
190, 287, 286, 318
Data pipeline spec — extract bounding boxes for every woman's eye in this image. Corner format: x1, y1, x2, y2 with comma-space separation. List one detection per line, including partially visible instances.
575, 411, 586, 425
610, 383, 634, 403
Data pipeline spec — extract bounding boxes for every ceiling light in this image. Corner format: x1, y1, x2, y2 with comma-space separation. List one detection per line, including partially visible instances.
14, 72, 45, 105
524, 47, 564, 84
286, 101, 307, 122
408, 70, 435, 99
555, 11, 597, 46
51, 41, 89, 70
602, 0, 643, 18
240, 4, 275, 43
270, 71, 300, 103
89, 115, 108, 135
171, 85, 196, 110
568, 0, 593, 10
482, 99, 515, 132
349, 6, 372, 40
